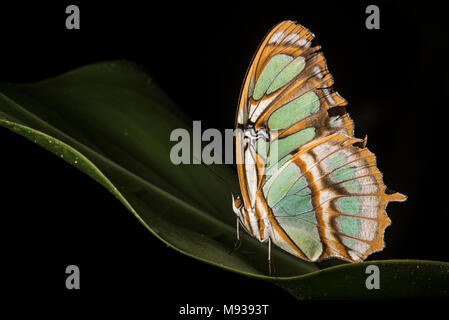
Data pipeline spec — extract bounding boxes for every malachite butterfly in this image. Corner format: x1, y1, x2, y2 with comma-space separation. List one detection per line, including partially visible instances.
232, 20, 406, 266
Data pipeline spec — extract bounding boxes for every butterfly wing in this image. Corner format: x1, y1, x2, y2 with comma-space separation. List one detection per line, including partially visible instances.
235, 20, 406, 261
262, 133, 406, 261
235, 21, 353, 237
236, 21, 353, 134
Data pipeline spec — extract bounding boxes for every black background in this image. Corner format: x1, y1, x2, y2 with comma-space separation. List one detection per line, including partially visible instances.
1, 0, 448, 314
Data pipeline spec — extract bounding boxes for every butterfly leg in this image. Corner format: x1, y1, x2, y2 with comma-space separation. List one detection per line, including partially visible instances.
229, 218, 242, 254
268, 237, 272, 276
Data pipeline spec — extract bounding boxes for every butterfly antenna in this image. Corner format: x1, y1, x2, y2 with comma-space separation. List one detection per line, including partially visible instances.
192, 155, 238, 194
229, 218, 243, 254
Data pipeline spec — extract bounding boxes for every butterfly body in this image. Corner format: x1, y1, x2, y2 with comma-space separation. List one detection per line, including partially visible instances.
232, 21, 406, 263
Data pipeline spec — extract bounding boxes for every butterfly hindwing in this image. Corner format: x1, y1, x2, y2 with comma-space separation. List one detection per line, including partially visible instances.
264, 133, 406, 261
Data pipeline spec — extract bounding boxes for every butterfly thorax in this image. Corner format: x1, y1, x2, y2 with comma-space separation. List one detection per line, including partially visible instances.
243, 124, 269, 145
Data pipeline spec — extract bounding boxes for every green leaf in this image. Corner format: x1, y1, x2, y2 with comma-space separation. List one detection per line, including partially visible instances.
1, 61, 448, 299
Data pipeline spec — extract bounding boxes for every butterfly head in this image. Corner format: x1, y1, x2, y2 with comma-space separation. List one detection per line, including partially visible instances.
232, 193, 243, 214
232, 193, 249, 228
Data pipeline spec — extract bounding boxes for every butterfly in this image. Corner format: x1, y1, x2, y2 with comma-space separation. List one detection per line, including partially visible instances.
232, 20, 406, 271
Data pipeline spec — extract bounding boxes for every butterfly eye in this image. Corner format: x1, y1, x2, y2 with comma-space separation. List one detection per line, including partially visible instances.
232, 194, 243, 209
